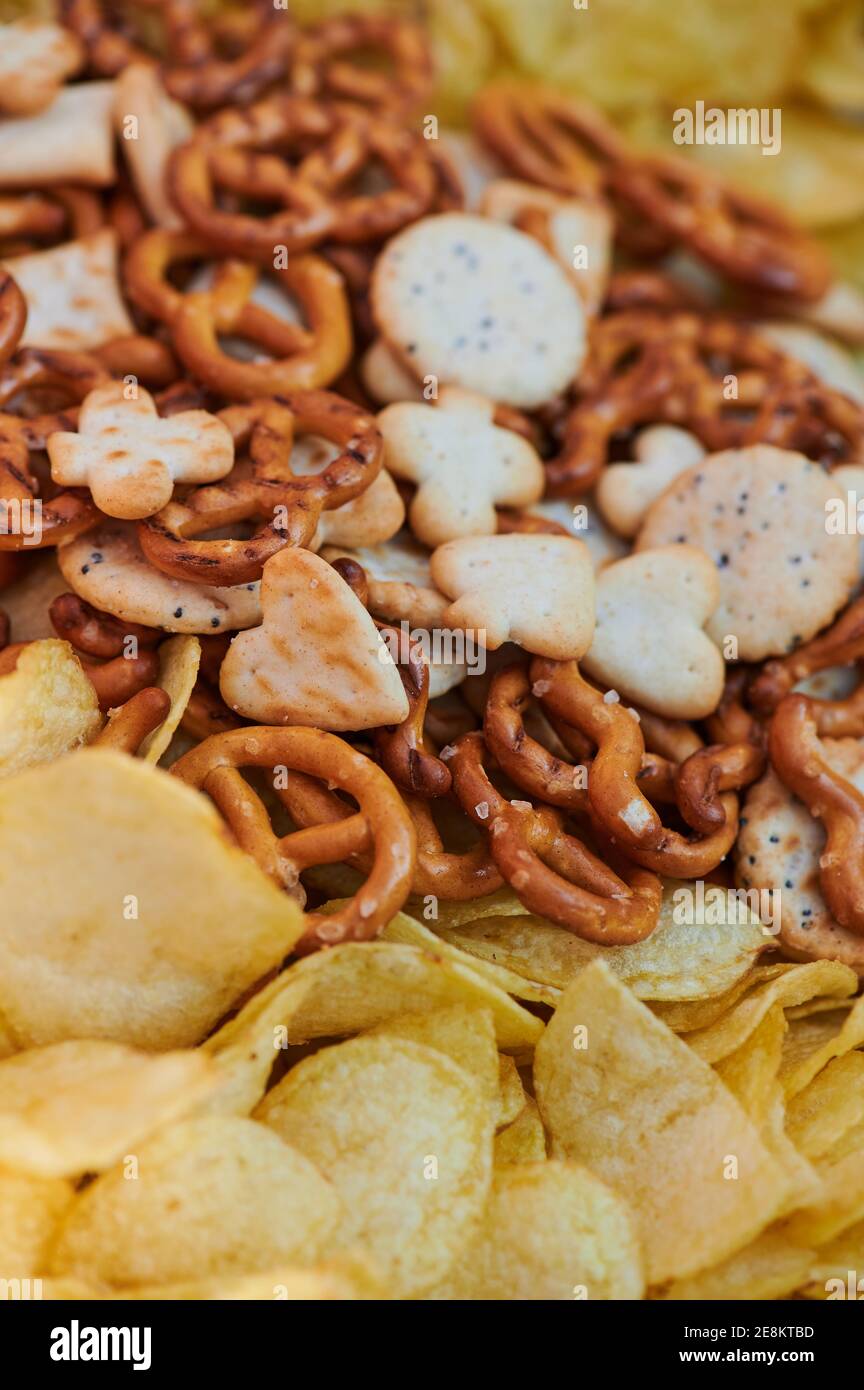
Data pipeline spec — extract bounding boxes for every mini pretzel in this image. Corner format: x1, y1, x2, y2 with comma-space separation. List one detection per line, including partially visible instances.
0, 346, 110, 450
138, 392, 381, 585
749, 594, 864, 736
770, 694, 864, 936
94, 685, 171, 752
124, 230, 353, 400
171, 725, 417, 951
49, 592, 162, 712
167, 98, 437, 260
448, 731, 662, 944
290, 14, 432, 116
0, 185, 103, 257
0, 419, 98, 553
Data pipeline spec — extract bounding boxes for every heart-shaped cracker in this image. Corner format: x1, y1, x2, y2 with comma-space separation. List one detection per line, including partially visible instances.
48, 381, 235, 519
4, 229, 133, 351
0, 20, 83, 116
582, 545, 724, 719
220, 548, 409, 730
114, 63, 193, 230
430, 534, 595, 659
596, 425, 705, 539
379, 386, 544, 547
0, 81, 115, 188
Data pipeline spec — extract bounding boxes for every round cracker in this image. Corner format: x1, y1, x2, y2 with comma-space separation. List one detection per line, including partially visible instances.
371, 212, 586, 409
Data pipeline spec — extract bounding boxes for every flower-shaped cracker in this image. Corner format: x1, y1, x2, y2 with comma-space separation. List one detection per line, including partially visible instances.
48, 381, 235, 520
595, 425, 705, 539
379, 386, 544, 547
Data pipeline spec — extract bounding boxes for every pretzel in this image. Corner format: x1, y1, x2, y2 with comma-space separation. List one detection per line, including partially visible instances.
48, 591, 162, 712
124, 230, 352, 399
0, 185, 104, 257
171, 725, 416, 951
749, 595, 864, 736
603, 269, 705, 316
290, 14, 432, 116
0, 419, 98, 552
770, 694, 864, 936
60, 0, 295, 108
674, 668, 767, 834
138, 391, 382, 585
0, 346, 110, 450
167, 98, 437, 261
93, 685, 171, 752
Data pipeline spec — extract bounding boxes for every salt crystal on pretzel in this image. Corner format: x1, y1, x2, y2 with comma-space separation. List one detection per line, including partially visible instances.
596, 424, 706, 539
0, 20, 83, 117
379, 387, 544, 546
371, 212, 586, 409
0, 82, 115, 188
113, 63, 193, 231
431, 534, 595, 660
3, 230, 133, 351
582, 545, 724, 721
219, 548, 409, 731
48, 381, 234, 521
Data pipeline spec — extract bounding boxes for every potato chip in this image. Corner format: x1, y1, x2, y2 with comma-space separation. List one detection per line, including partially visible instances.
383, 908, 556, 1005
427, 0, 495, 126
779, 995, 864, 1097
257, 1035, 493, 1297
0, 1040, 216, 1178
367, 1006, 500, 1121
714, 1004, 786, 1125
494, 1097, 547, 1166
49, 1116, 341, 1288
804, 1218, 864, 1298
801, 0, 864, 112
138, 634, 200, 764
0, 639, 101, 777
782, 1120, 864, 1247
786, 1053, 864, 1160
419, 885, 530, 930
42, 1255, 387, 1300
436, 879, 766, 1001
0, 750, 304, 1049
651, 1231, 813, 1301
651, 964, 793, 1033
683, 961, 858, 1064
496, 1054, 524, 1127
0, 1167, 72, 1283
535, 961, 789, 1284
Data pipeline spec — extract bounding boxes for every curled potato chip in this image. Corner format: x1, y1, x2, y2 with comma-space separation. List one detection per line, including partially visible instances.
779, 995, 864, 1097
436, 879, 766, 1002
650, 963, 794, 1033
427, 1161, 643, 1301
0, 1167, 73, 1282
257, 1035, 494, 1298
49, 1116, 342, 1288
683, 961, 858, 1065
494, 1096, 547, 1166
0, 750, 304, 1050
496, 1054, 524, 1127
139, 634, 200, 764
0, 1040, 216, 1178
42, 1256, 388, 1301
786, 1054, 864, 1161
783, 1117, 864, 1246
535, 961, 789, 1284
714, 1004, 787, 1125
383, 909, 556, 1006
0, 639, 101, 777
651, 1231, 814, 1302
367, 1006, 500, 1122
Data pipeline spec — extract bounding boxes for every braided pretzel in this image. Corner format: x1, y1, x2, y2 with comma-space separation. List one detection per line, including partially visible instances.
124, 230, 352, 399
749, 595, 864, 735
61, 0, 295, 107
770, 694, 864, 935
448, 731, 661, 944
167, 98, 436, 261
171, 726, 416, 951
290, 14, 432, 116
138, 391, 382, 585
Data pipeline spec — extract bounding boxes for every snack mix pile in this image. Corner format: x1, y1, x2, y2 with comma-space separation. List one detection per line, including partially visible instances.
1, 0, 864, 1303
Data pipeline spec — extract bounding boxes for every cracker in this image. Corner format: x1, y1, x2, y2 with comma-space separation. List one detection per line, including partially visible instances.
114, 63, 193, 230
371, 212, 586, 409
582, 544, 725, 719
0, 82, 115, 188
379, 386, 544, 546
596, 425, 706, 539
219, 548, 409, 730
431, 533, 595, 659
513, 497, 629, 570
288, 433, 404, 550
4, 230, 133, 351
58, 523, 262, 634
756, 321, 864, 402
360, 337, 424, 406
736, 753, 864, 973
0, 20, 83, 117
637, 445, 860, 661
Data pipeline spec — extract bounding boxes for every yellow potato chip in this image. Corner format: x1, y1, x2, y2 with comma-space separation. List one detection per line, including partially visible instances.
0, 639, 101, 777
651, 964, 794, 1033
0, 750, 304, 1050
683, 962, 857, 1064
494, 1096, 547, 1166
419, 886, 530, 930
383, 908, 556, 1005
367, 1006, 500, 1121
782, 1126, 864, 1247
714, 1004, 787, 1124
427, 1161, 643, 1300
651, 1231, 813, 1301
779, 995, 864, 1097
437, 879, 766, 1002
49, 1116, 341, 1288
139, 634, 200, 763
535, 961, 789, 1284
786, 1053, 864, 1160
496, 1053, 524, 1127
804, 1218, 864, 1299
0, 1040, 216, 1178
428, 0, 495, 125
801, 0, 864, 111
257, 1035, 494, 1297
0, 1167, 72, 1284
42, 1255, 387, 1300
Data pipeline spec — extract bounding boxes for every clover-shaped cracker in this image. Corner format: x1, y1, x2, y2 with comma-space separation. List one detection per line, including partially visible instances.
582, 545, 724, 719
0, 20, 83, 116
379, 386, 544, 547
596, 425, 705, 539
289, 432, 404, 549
5, 229, 133, 351
0, 82, 115, 188
48, 381, 235, 521
220, 548, 409, 730
430, 534, 595, 659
